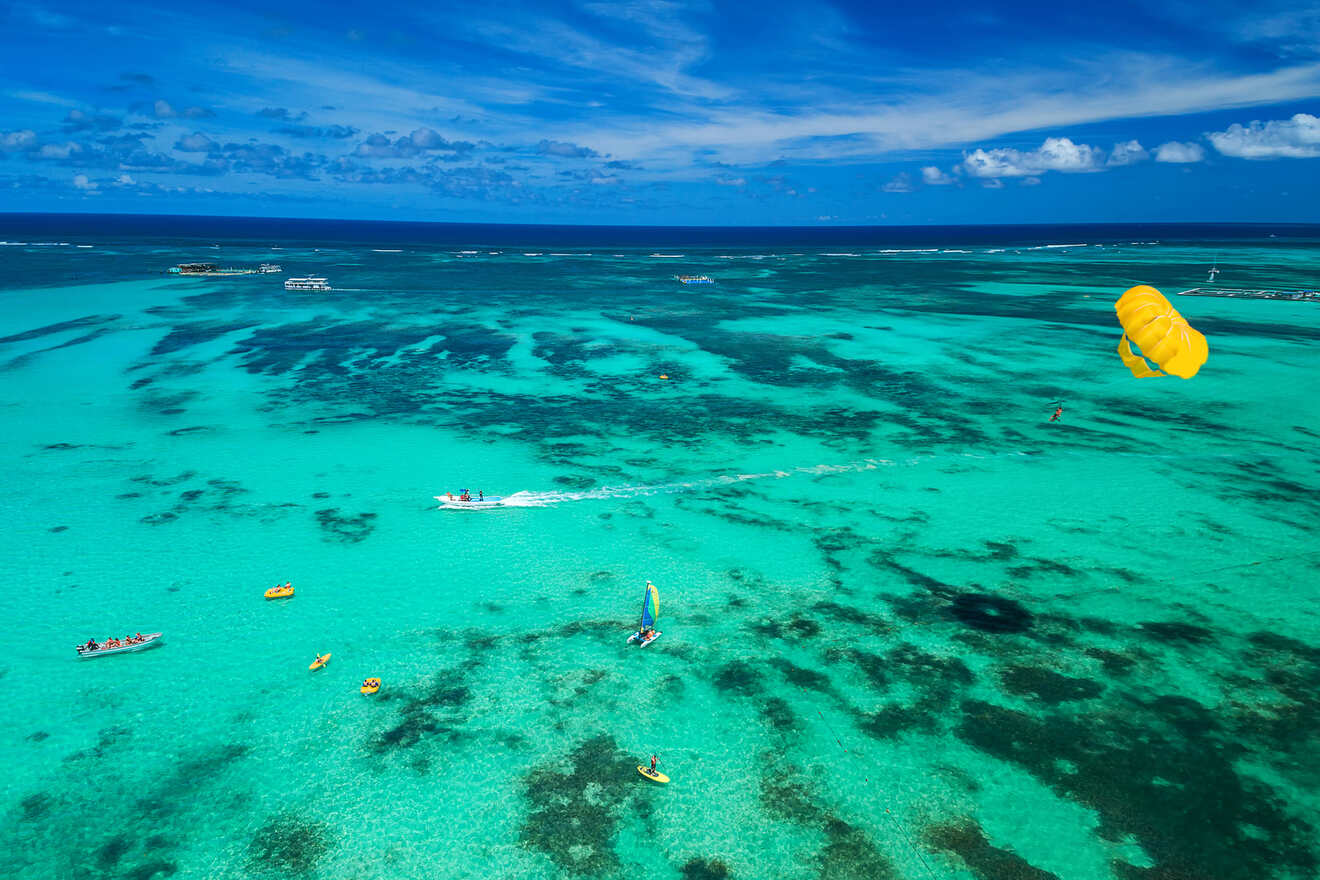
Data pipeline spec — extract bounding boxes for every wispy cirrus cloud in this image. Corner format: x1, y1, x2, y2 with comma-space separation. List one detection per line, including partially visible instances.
461, 1, 729, 101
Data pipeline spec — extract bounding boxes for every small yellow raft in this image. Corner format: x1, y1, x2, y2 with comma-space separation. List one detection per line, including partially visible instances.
309, 653, 331, 670
265, 584, 294, 599
637, 765, 669, 784
360, 677, 381, 695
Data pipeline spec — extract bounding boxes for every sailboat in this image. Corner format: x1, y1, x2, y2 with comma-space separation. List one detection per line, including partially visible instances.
627, 580, 661, 646
1207, 256, 1220, 283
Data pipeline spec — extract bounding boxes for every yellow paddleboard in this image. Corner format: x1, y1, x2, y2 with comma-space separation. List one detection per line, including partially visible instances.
309, 653, 331, 670
637, 765, 669, 783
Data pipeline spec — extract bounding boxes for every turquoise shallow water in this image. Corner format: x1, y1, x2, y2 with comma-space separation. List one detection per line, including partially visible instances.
2, 226, 1319, 880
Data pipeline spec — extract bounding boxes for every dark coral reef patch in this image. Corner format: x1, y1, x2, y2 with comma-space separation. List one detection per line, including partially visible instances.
314, 508, 378, 543
521, 734, 638, 875
248, 813, 333, 875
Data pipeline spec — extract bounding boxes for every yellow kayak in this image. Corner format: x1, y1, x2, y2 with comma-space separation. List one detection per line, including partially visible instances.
265, 585, 294, 599
309, 653, 331, 670
360, 677, 381, 695
637, 766, 669, 784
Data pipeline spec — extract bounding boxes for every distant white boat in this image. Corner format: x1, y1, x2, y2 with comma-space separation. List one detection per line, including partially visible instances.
285, 277, 331, 291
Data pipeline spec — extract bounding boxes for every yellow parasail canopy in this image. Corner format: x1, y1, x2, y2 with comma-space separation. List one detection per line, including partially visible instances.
1113, 285, 1208, 379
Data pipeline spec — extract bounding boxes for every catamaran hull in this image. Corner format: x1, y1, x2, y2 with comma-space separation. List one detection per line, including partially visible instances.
627, 631, 661, 647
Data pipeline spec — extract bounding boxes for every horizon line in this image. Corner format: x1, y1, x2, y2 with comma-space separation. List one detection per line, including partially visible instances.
2, 210, 1319, 232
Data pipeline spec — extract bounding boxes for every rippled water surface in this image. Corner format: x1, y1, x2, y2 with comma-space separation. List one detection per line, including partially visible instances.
2, 221, 1319, 880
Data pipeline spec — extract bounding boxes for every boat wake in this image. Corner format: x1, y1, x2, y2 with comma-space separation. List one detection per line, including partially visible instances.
439, 445, 1233, 511
491, 457, 923, 507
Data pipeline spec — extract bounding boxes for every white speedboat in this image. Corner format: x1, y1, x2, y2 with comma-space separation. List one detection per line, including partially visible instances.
284, 277, 331, 291
435, 493, 505, 509
75, 632, 163, 659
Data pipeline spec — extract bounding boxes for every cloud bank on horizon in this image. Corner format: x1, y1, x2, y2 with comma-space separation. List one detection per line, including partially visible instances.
0, 0, 1318, 224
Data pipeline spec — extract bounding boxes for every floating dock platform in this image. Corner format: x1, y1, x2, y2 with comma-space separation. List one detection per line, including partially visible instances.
676, 275, 714, 285
169, 262, 282, 276
1177, 286, 1319, 303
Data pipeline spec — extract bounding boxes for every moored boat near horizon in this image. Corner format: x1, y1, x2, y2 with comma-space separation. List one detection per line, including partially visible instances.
75, 632, 163, 659
284, 276, 332, 291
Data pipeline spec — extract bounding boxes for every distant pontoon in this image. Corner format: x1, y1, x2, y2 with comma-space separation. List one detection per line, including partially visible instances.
1178, 286, 1318, 302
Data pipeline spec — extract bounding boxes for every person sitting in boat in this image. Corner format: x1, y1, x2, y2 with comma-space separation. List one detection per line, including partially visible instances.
478, 490, 484, 501
86, 639, 99, 651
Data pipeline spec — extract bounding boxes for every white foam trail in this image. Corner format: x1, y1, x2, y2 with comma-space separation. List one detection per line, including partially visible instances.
449, 447, 1246, 511
496, 457, 913, 507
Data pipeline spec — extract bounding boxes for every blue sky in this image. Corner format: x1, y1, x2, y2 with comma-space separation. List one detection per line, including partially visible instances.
1, 0, 1319, 224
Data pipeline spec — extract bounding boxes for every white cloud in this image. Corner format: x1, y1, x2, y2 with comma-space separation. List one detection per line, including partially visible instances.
1107, 139, 1149, 166
1206, 113, 1320, 158
881, 172, 913, 192
174, 132, 218, 153
921, 165, 957, 185
72, 173, 97, 190
982, 178, 1004, 188
1021, 176, 1041, 186
1154, 141, 1206, 163
116, 173, 135, 186
960, 136, 1106, 178
37, 141, 81, 159
0, 130, 37, 151
153, 99, 177, 118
